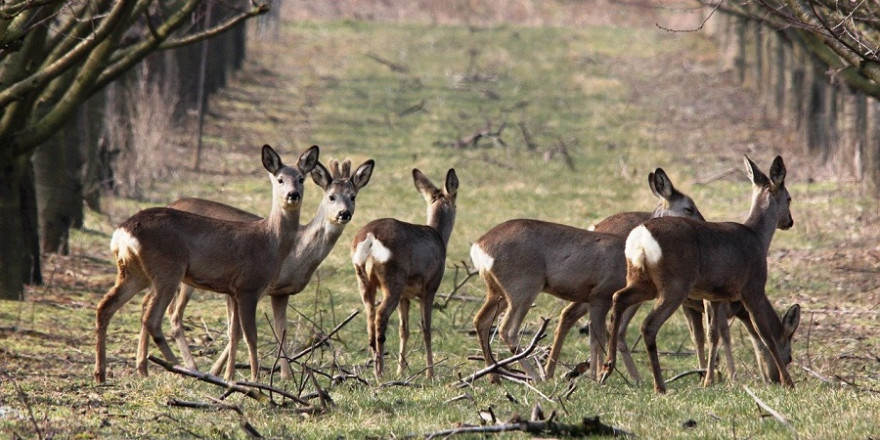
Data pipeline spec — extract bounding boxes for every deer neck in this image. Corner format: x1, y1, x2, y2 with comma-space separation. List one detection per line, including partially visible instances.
264, 203, 302, 259
427, 203, 456, 248
743, 187, 779, 253
295, 203, 345, 259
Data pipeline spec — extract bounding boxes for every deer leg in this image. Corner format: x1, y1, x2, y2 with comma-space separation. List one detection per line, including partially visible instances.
702, 300, 723, 387
354, 265, 378, 365
641, 292, 688, 393
223, 296, 242, 381
397, 297, 411, 376
137, 280, 181, 377
601, 282, 655, 383
497, 283, 542, 381
169, 284, 198, 370
718, 302, 736, 381
473, 275, 507, 383
210, 295, 236, 376
681, 300, 706, 369
95, 272, 149, 383
237, 294, 262, 382
588, 299, 612, 381
545, 301, 589, 379
615, 303, 643, 383
271, 294, 294, 380
421, 290, 437, 379
374, 280, 404, 380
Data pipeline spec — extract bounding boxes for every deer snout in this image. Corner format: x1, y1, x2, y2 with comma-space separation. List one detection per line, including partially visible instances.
779, 215, 794, 230
335, 210, 353, 223
285, 191, 301, 205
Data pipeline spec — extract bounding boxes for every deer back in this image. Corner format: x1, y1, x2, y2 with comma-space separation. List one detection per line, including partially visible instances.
591, 168, 704, 237
472, 219, 626, 303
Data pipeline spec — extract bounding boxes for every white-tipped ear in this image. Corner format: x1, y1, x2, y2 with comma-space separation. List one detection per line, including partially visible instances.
413, 169, 439, 201
310, 161, 332, 189
353, 160, 375, 191
262, 145, 283, 175
297, 145, 320, 174
744, 155, 768, 186
649, 168, 674, 200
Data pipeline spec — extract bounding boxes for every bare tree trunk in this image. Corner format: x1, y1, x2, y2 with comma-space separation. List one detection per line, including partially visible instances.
0, 155, 42, 300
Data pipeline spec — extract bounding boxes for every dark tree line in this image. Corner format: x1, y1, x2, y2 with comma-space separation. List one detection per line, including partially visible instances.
702, 0, 880, 189
0, 0, 268, 300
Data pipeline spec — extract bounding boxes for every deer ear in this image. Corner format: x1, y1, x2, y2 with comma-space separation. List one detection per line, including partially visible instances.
296, 145, 320, 174
310, 161, 332, 189
649, 168, 674, 200
262, 145, 283, 175
444, 169, 459, 196
413, 169, 438, 199
744, 155, 769, 186
769, 155, 787, 186
352, 159, 375, 191
782, 303, 801, 340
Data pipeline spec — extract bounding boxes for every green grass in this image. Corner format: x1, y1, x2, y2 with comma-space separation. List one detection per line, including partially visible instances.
2, 18, 879, 439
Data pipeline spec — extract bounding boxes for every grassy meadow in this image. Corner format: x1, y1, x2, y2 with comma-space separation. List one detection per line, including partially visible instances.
2, 16, 879, 439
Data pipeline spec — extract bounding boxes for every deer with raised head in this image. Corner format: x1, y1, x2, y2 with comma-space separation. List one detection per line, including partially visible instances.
592, 170, 744, 382
351, 168, 458, 380
470, 168, 705, 383
601, 155, 801, 393
94, 145, 319, 383
164, 157, 374, 380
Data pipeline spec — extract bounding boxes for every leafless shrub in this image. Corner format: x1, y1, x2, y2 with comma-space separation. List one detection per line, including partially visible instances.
106, 61, 181, 199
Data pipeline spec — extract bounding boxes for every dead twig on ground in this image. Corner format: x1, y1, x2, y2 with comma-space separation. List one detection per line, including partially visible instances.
666, 369, 707, 384
287, 310, 359, 364
167, 398, 263, 439
438, 261, 478, 309
423, 406, 627, 438
366, 52, 409, 73
743, 385, 798, 438
455, 318, 550, 387
147, 355, 314, 409
517, 121, 538, 151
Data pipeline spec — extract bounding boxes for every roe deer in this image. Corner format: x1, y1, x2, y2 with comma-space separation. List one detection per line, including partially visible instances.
601, 155, 801, 393
470, 168, 704, 383
94, 145, 319, 383
351, 168, 459, 380
165, 158, 374, 379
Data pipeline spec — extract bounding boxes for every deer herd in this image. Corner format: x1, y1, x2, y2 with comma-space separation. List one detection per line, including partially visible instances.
94, 144, 800, 394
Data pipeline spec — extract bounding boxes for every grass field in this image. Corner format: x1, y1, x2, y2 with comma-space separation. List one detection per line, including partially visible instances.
2, 13, 879, 440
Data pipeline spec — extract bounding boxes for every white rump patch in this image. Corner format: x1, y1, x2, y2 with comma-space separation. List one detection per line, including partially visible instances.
625, 225, 662, 269
587, 224, 596, 231
351, 233, 392, 266
469, 243, 494, 273
110, 228, 140, 262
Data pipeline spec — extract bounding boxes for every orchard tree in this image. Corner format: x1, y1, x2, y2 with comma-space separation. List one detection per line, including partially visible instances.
0, 0, 267, 299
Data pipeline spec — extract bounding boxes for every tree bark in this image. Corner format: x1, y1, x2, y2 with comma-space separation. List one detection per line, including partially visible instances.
0, 155, 42, 300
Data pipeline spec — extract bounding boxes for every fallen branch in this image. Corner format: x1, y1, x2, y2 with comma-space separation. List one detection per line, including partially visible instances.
167, 399, 263, 439
366, 52, 409, 73
438, 261, 478, 309
424, 415, 626, 438
742, 385, 797, 437
665, 369, 706, 384
693, 167, 738, 185
287, 310, 359, 363
455, 318, 550, 387
148, 355, 317, 411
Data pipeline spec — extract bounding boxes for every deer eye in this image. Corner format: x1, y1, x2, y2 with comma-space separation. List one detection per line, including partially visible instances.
298, 177, 305, 184
684, 207, 694, 214
329, 195, 336, 202
277, 177, 284, 184
351, 195, 356, 202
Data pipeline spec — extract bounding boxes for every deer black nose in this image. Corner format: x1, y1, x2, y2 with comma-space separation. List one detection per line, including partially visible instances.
286, 191, 301, 204
337, 210, 352, 223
